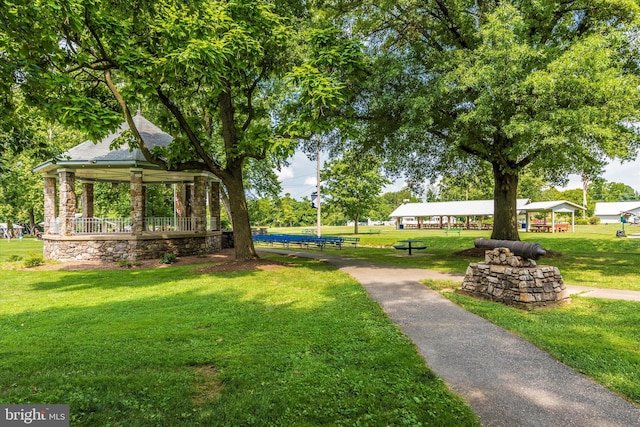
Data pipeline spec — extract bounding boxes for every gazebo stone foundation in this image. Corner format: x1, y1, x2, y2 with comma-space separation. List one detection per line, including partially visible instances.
460, 247, 570, 308
44, 233, 222, 262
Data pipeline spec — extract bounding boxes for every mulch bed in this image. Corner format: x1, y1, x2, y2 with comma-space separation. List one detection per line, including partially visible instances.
32, 249, 292, 273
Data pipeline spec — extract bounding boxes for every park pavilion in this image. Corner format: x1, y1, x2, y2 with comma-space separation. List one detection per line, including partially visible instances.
389, 199, 531, 230
390, 199, 585, 233
34, 114, 222, 261
520, 200, 585, 232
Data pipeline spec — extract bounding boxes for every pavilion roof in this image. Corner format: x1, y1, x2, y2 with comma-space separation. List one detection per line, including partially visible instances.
520, 200, 585, 213
389, 199, 531, 218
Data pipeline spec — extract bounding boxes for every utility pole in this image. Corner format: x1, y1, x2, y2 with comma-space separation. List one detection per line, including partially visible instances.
316, 138, 322, 237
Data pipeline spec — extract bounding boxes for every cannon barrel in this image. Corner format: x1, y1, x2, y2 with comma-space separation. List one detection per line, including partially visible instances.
474, 238, 547, 260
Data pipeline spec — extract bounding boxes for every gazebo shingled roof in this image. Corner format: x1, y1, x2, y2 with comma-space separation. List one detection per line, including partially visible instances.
34, 113, 212, 184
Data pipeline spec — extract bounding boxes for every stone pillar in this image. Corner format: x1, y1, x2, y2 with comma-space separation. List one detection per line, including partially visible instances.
209, 181, 220, 231
81, 183, 94, 218
58, 169, 76, 236
193, 175, 207, 233
142, 185, 147, 218
43, 176, 57, 235
185, 184, 193, 218
130, 168, 144, 235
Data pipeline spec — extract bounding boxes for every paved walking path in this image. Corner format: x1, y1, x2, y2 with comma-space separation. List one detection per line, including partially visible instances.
260, 249, 640, 427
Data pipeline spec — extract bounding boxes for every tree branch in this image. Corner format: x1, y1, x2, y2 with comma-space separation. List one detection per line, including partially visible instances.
103, 69, 168, 171
156, 86, 224, 175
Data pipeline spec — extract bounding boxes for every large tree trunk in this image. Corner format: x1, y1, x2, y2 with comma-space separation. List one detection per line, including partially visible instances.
491, 164, 521, 241
223, 170, 259, 261
353, 214, 359, 234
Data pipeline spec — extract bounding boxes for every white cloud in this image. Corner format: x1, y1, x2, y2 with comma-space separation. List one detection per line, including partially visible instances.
565, 158, 640, 192
277, 166, 294, 182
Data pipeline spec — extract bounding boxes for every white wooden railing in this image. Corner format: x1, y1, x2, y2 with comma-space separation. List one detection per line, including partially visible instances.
48, 217, 219, 235
74, 217, 131, 234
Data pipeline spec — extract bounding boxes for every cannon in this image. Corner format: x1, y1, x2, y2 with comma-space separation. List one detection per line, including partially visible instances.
474, 238, 547, 260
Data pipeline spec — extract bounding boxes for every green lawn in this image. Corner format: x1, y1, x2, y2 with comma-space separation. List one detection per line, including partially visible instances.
0, 240, 479, 426
3, 225, 639, 423
265, 224, 640, 290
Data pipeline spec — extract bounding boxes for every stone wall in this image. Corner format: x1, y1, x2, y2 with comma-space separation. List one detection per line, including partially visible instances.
460, 247, 569, 308
44, 233, 222, 262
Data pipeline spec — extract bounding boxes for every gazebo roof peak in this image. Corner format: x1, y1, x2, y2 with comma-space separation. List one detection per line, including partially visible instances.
34, 114, 217, 184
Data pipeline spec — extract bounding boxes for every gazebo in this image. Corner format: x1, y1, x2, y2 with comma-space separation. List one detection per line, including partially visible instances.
34, 114, 222, 261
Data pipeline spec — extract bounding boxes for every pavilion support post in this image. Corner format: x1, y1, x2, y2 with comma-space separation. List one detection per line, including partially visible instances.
193, 175, 207, 233
81, 183, 94, 218
130, 168, 144, 235
43, 176, 57, 235
58, 169, 76, 236
209, 181, 220, 231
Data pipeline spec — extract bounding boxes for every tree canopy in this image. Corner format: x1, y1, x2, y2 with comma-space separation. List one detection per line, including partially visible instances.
344, 0, 640, 240
320, 149, 390, 233
1, 0, 366, 259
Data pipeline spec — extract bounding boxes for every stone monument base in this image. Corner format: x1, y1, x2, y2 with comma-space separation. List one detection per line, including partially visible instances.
460, 247, 570, 308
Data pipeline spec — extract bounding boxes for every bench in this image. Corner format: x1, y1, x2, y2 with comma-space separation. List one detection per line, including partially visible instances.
321, 236, 360, 249
342, 237, 360, 247
444, 228, 462, 236
253, 234, 327, 250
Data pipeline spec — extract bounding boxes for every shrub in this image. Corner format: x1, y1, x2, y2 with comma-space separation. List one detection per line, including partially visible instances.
8, 255, 23, 262
23, 253, 44, 268
159, 252, 177, 264
589, 216, 601, 225
118, 259, 132, 268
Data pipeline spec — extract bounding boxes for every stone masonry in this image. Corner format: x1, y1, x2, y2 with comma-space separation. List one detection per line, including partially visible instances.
44, 234, 222, 262
460, 247, 569, 308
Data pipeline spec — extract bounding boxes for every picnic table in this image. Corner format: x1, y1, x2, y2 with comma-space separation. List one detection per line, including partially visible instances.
530, 224, 552, 232
393, 239, 427, 255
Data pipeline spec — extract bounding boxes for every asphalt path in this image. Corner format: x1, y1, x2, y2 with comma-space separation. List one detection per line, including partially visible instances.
259, 249, 640, 427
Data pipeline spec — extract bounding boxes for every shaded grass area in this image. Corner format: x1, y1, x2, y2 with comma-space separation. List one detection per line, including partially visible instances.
426, 282, 640, 406
265, 225, 640, 290
0, 255, 479, 426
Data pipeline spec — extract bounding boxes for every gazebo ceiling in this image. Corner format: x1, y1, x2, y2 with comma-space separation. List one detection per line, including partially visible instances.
34, 113, 218, 184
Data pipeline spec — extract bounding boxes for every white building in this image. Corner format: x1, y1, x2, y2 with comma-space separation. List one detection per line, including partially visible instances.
594, 202, 640, 224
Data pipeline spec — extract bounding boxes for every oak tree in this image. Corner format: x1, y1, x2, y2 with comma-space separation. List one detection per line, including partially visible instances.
347, 0, 640, 239
1, 0, 363, 259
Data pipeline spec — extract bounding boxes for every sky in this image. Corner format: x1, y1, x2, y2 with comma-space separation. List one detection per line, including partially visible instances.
277, 151, 640, 201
